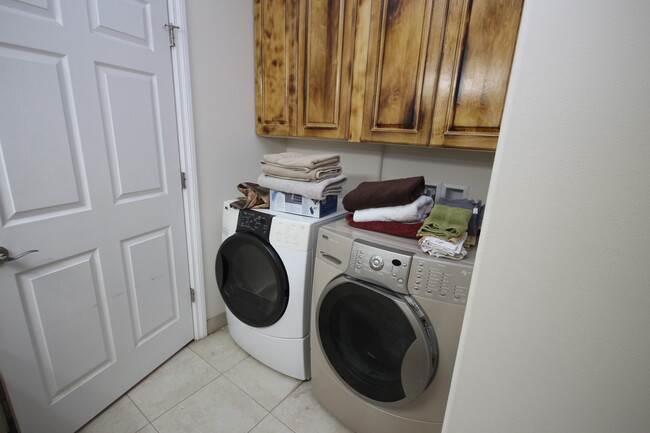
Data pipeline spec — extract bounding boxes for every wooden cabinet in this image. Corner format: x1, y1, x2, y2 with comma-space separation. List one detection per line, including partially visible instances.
431, 0, 524, 150
253, 0, 523, 150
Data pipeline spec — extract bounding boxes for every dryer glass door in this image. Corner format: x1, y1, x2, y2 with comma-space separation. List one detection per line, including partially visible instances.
317, 277, 437, 407
215, 232, 289, 327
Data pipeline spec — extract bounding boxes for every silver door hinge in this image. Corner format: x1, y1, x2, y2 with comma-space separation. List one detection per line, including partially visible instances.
190, 287, 195, 303
164, 23, 180, 47
181, 171, 187, 189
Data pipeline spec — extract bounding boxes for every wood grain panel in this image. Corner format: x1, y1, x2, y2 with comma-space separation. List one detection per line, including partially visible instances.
453, 0, 522, 129
348, 0, 371, 141
432, 0, 523, 150
298, 0, 355, 139
373, 0, 429, 130
361, 0, 447, 145
255, 0, 297, 136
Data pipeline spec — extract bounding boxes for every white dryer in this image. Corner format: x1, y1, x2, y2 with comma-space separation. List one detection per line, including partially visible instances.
310, 219, 475, 433
215, 201, 346, 380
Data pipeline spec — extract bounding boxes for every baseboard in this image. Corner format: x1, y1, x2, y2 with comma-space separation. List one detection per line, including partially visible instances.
206, 312, 227, 335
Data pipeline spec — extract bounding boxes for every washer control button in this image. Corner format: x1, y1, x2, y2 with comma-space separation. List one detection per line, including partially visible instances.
369, 255, 384, 270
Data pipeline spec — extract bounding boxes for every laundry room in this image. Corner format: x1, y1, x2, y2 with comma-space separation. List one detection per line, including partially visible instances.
0, 1, 648, 433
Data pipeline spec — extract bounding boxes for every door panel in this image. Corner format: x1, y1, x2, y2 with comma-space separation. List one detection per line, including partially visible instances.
122, 228, 180, 345
97, 65, 167, 201
0, 45, 90, 224
431, 0, 523, 149
254, 0, 298, 136
88, 0, 153, 48
0, 1, 193, 432
297, 0, 355, 139
16, 250, 115, 403
360, 0, 447, 145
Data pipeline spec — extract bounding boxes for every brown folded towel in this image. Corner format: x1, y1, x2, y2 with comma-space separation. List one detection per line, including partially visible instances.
342, 176, 425, 211
229, 182, 270, 209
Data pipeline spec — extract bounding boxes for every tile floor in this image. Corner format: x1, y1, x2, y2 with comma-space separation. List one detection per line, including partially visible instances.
77, 327, 353, 433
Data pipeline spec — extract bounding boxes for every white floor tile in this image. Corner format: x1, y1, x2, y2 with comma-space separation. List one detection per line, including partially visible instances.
152, 375, 268, 433
272, 382, 353, 433
128, 347, 219, 421
136, 425, 158, 433
77, 396, 148, 433
225, 356, 301, 411
189, 326, 249, 372
250, 414, 294, 433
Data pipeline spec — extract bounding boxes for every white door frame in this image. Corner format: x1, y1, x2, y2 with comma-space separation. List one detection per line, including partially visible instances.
167, 0, 207, 339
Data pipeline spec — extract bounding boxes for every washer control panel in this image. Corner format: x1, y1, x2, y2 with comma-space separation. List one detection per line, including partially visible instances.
347, 239, 413, 295
410, 258, 473, 305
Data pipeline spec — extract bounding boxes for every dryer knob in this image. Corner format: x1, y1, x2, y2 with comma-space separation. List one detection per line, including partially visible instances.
369, 255, 384, 270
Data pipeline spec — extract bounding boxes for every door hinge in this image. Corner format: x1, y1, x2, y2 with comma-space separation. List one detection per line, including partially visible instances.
190, 287, 195, 303
164, 23, 180, 47
181, 171, 187, 189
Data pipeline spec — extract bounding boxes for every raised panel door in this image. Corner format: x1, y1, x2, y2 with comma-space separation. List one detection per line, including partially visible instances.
254, 0, 298, 136
432, 0, 524, 150
297, 0, 356, 139
358, 0, 448, 145
0, 1, 193, 432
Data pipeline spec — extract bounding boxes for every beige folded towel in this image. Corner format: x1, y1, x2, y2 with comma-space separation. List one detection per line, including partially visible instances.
261, 164, 342, 181
262, 152, 340, 170
257, 173, 347, 200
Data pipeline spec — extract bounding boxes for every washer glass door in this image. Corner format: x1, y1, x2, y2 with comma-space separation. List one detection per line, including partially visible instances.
317, 276, 437, 406
215, 232, 289, 327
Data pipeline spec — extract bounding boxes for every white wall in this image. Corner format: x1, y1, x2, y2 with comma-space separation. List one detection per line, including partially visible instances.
287, 142, 495, 202
187, 1, 495, 322
443, 1, 650, 433
186, 0, 285, 319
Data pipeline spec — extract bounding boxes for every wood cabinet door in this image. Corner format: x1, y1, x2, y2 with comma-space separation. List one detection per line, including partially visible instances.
357, 0, 448, 145
297, 0, 356, 139
254, 0, 298, 136
432, 0, 524, 150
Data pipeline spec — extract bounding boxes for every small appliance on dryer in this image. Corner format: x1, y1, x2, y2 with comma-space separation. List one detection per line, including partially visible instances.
215, 201, 346, 380
310, 219, 475, 433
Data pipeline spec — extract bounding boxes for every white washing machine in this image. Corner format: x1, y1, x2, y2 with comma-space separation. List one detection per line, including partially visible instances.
310, 219, 475, 433
215, 201, 346, 380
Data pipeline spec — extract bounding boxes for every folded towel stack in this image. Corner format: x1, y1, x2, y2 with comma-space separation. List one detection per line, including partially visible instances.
416, 199, 484, 260
257, 152, 347, 201
342, 176, 431, 239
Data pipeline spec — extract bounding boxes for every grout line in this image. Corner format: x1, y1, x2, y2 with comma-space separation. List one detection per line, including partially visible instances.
146, 374, 222, 425
127, 394, 151, 424
220, 373, 270, 414
273, 412, 298, 433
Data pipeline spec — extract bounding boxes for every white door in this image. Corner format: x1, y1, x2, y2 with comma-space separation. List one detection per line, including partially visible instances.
0, 1, 193, 432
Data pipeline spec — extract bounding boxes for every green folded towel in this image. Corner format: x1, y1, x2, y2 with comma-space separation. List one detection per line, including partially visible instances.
417, 204, 473, 240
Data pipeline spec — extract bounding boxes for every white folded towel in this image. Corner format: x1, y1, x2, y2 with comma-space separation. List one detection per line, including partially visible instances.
352, 195, 433, 223
257, 173, 347, 200
262, 152, 340, 170
261, 164, 342, 181
419, 232, 468, 260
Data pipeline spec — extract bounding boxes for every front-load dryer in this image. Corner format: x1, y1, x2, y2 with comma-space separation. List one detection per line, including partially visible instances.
215, 200, 346, 380
310, 218, 475, 433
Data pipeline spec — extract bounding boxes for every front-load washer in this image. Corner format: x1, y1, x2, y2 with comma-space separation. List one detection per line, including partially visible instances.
215, 200, 346, 380
310, 218, 475, 433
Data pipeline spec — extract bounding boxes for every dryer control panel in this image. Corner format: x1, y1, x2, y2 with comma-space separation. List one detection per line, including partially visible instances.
347, 239, 414, 295
237, 210, 273, 242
